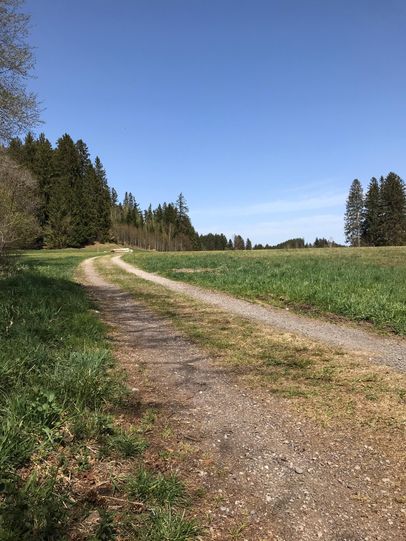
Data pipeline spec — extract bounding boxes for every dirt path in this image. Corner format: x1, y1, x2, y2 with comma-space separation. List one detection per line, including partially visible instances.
112, 255, 406, 373
81, 256, 405, 540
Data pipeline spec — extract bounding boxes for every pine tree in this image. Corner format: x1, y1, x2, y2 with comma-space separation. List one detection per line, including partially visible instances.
46, 134, 80, 247
234, 234, 245, 250
380, 172, 406, 245
361, 177, 380, 246
7, 130, 115, 248
33, 133, 54, 228
111, 187, 118, 205
246, 238, 252, 250
74, 139, 97, 245
344, 179, 364, 246
94, 157, 111, 241
21, 132, 37, 167
8, 137, 24, 162
176, 192, 189, 220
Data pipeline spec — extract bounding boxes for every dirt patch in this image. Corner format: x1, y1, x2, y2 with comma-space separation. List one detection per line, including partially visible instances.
81, 256, 405, 540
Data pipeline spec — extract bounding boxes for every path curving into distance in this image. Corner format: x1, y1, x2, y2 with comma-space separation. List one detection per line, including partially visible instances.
112, 255, 406, 372
80, 255, 406, 541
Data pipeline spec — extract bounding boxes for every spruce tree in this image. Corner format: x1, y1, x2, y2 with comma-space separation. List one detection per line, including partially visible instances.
33, 133, 55, 229
111, 187, 118, 205
380, 172, 406, 245
246, 238, 252, 250
361, 177, 380, 246
8, 137, 24, 162
94, 157, 112, 241
234, 235, 245, 250
344, 179, 364, 246
46, 134, 80, 247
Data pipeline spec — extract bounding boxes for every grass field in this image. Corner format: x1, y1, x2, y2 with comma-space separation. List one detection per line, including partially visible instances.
0, 250, 199, 540
123, 247, 406, 335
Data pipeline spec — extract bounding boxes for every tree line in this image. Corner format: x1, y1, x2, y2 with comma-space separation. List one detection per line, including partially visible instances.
7, 133, 112, 248
3, 132, 250, 252
345, 173, 406, 246
2, 131, 256, 253
6, 135, 405, 253
252, 237, 342, 250
111, 190, 200, 251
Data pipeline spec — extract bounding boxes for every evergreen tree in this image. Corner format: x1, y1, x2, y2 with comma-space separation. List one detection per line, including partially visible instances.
7, 131, 114, 248
46, 134, 80, 247
32, 133, 54, 228
344, 179, 364, 246
94, 157, 111, 241
246, 238, 252, 250
361, 177, 381, 246
8, 137, 24, 162
313, 237, 329, 248
234, 234, 245, 250
75, 139, 97, 245
111, 187, 118, 205
20, 132, 37, 168
380, 172, 406, 245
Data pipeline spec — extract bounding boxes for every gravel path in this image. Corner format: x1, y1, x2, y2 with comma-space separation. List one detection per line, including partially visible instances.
112, 255, 406, 372
82, 256, 405, 541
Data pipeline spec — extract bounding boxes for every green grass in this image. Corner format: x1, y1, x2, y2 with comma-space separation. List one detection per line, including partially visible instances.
0, 249, 199, 540
123, 246, 406, 334
124, 468, 186, 506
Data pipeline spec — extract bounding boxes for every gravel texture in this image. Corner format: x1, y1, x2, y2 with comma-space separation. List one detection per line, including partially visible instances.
112, 255, 406, 373
81, 256, 406, 541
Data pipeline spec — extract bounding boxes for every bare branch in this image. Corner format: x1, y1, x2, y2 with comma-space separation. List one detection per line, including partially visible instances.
0, 0, 40, 142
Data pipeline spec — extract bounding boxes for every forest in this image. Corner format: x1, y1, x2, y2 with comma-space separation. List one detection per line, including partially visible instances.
6, 132, 333, 253
4, 132, 406, 253
5, 132, 204, 251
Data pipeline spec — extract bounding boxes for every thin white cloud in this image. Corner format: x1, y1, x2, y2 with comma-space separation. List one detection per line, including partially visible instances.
197, 214, 344, 245
192, 192, 345, 218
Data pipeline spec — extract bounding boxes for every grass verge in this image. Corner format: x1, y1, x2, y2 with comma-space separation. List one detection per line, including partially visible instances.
0, 250, 200, 540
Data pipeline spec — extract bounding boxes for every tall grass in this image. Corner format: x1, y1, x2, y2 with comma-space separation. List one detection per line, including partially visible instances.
0, 251, 122, 538
0, 250, 200, 540
124, 247, 406, 334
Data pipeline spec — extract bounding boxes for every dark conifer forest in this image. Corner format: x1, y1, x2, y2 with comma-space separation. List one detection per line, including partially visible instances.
8, 133, 111, 248
6, 132, 245, 251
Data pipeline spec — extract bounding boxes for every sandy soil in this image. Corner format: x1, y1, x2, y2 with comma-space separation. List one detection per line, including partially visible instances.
112, 255, 406, 373
80, 256, 405, 541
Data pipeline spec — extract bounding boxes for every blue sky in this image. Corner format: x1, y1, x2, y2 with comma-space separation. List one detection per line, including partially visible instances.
25, 0, 406, 244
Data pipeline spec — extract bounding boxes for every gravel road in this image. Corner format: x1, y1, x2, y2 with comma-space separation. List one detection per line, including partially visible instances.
112, 255, 406, 372
81, 256, 405, 540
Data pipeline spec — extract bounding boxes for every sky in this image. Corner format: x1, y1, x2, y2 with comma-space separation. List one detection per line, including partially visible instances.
24, 0, 406, 245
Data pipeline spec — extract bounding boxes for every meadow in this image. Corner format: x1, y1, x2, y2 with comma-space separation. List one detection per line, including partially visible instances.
123, 246, 406, 335
0, 249, 199, 540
